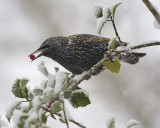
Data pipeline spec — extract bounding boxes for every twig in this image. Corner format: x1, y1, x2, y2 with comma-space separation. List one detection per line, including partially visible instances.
69, 119, 86, 128
110, 15, 123, 46
25, 97, 30, 101
55, 113, 86, 128
41, 107, 56, 119
42, 107, 86, 128
142, 0, 160, 24
60, 94, 70, 128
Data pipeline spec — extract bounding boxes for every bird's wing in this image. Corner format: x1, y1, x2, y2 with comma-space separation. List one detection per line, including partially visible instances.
68, 34, 128, 46
86, 36, 110, 44
68, 34, 110, 44
86, 36, 129, 46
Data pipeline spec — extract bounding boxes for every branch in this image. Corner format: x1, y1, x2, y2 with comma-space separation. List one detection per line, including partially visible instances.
69, 119, 86, 128
60, 95, 70, 128
119, 41, 160, 52
72, 71, 92, 89
72, 58, 106, 90
142, 0, 160, 24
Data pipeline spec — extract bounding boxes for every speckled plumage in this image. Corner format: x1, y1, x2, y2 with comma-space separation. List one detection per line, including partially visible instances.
31, 34, 146, 75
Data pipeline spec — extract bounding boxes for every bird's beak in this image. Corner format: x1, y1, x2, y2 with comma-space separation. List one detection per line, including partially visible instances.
29, 46, 48, 61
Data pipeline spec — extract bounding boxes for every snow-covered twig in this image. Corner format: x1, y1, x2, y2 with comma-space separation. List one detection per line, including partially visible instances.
72, 71, 92, 89
60, 94, 70, 128
142, 0, 160, 24
119, 41, 160, 52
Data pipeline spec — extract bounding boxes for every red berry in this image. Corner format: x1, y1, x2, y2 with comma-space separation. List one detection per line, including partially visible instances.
30, 54, 35, 60
47, 102, 52, 109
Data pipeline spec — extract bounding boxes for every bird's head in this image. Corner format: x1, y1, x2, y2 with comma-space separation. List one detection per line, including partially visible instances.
29, 37, 67, 61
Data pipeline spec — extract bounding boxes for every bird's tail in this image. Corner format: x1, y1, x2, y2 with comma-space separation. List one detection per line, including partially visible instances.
119, 52, 146, 64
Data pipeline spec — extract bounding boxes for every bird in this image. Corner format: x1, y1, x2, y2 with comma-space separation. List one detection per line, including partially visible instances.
29, 34, 146, 75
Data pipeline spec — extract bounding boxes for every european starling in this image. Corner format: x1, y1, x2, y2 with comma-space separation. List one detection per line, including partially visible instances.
30, 34, 146, 75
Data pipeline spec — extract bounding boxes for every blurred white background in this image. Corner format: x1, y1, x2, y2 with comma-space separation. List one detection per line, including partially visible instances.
0, 0, 160, 128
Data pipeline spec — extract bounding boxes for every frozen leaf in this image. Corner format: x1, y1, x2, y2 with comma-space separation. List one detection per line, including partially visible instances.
126, 119, 140, 128
47, 74, 56, 88
28, 92, 34, 100
38, 61, 49, 77
94, 4, 103, 18
20, 104, 32, 113
104, 59, 121, 73
70, 90, 91, 108
64, 90, 72, 99
41, 113, 47, 124
96, 7, 110, 34
106, 118, 115, 128
95, 6, 110, 34
108, 38, 117, 51
12, 78, 29, 98
24, 111, 38, 128
33, 88, 43, 96
11, 109, 28, 128
111, 3, 121, 17
95, 2, 121, 34
51, 101, 62, 113
42, 87, 54, 101
54, 71, 68, 93
18, 115, 28, 128
32, 96, 42, 111
6, 101, 22, 122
